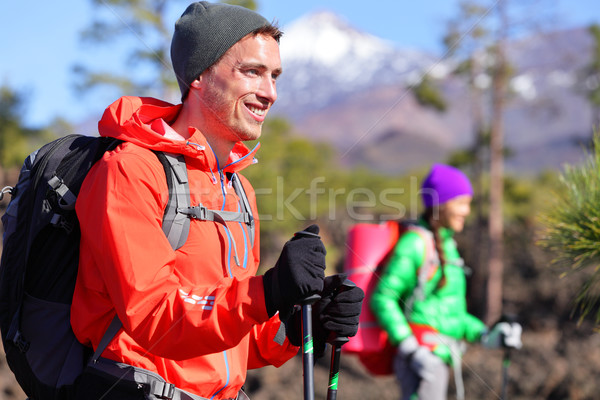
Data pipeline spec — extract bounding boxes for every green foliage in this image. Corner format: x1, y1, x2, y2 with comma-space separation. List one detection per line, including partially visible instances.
0, 85, 65, 189
447, 148, 478, 168
410, 74, 447, 112
538, 133, 600, 322
75, 0, 185, 98
446, 130, 515, 173
443, 1, 491, 59
73, 66, 136, 95
0, 86, 43, 170
502, 175, 536, 222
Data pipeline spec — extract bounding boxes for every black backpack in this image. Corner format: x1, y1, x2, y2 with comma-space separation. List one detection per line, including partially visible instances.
0, 134, 255, 399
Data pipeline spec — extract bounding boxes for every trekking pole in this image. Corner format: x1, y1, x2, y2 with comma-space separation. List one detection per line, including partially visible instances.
501, 347, 511, 400
498, 313, 517, 400
326, 336, 348, 400
300, 293, 321, 400
326, 279, 356, 400
294, 229, 323, 400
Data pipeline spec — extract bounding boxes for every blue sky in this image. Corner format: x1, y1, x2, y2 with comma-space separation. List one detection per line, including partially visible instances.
1, 0, 599, 128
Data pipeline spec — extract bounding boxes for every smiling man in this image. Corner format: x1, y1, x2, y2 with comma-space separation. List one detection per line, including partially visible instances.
70, 2, 363, 400
170, 25, 282, 161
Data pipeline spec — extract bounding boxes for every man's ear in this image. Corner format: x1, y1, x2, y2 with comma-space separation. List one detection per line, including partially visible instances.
190, 78, 202, 89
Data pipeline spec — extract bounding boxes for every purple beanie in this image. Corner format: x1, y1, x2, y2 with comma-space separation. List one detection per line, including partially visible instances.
421, 164, 473, 208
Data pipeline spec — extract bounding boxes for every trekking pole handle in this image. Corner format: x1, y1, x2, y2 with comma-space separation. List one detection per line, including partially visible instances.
294, 230, 321, 239
301, 294, 321, 306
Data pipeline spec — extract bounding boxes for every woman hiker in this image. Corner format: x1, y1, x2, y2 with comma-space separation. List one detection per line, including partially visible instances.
370, 164, 522, 400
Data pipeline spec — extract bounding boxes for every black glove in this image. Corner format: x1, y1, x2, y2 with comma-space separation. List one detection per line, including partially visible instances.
313, 273, 364, 338
285, 274, 364, 358
263, 224, 326, 322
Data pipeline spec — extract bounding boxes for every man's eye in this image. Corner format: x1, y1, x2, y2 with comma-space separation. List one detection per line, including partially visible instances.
246, 69, 259, 76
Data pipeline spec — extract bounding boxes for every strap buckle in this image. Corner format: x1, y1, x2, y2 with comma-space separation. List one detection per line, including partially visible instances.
179, 205, 208, 220
150, 380, 175, 399
50, 213, 74, 234
11, 330, 30, 353
48, 175, 77, 210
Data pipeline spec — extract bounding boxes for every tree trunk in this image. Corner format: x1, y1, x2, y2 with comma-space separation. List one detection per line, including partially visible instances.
486, 0, 508, 325
469, 50, 488, 318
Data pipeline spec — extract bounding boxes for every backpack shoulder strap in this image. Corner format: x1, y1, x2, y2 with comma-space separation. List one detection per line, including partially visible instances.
91, 314, 122, 363
403, 224, 439, 314
408, 225, 439, 273
230, 172, 255, 248
153, 152, 191, 251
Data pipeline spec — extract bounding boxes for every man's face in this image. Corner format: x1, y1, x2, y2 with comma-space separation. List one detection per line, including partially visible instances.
194, 33, 282, 142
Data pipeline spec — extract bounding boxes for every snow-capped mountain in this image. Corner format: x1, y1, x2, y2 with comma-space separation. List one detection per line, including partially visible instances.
273, 11, 441, 117
269, 11, 595, 174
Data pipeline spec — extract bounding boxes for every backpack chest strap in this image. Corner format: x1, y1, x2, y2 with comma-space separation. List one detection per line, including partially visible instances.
178, 205, 252, 224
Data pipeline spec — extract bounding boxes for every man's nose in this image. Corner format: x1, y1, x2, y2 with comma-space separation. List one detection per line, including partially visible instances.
257, 76, 277, 104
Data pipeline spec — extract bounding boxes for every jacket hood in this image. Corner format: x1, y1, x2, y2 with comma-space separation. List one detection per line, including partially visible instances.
98, 96, 259, 172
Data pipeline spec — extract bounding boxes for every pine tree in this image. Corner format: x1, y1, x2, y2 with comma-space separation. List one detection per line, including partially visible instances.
538, 132, 600, 323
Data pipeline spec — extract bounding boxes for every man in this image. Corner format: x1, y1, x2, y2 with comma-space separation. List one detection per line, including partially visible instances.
71, 2, 363, 399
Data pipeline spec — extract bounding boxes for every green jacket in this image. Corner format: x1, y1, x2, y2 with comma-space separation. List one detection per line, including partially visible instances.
370, 220, 485, 363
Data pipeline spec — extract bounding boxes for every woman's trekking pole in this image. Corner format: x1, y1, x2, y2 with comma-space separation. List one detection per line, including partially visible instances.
501, 347, 511, 400
294, 229, 323, 400
326, 279, 355, 400
499, 313, 518, 400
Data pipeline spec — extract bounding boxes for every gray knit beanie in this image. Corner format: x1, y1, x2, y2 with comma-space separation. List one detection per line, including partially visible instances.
171, 1, 270, 99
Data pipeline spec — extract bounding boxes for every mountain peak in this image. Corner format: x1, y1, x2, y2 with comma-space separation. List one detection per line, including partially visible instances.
273, 10, 438, 114
298, 9, 349, 26
280, 10, 395, 67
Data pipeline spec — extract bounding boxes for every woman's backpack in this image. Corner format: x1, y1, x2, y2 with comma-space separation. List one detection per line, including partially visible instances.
342, 220, 437, 376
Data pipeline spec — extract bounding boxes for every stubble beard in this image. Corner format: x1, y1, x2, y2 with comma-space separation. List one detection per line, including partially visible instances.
203, 86, 262, 143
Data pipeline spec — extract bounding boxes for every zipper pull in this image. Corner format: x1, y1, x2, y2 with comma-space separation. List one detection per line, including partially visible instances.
186, 141, 205, 151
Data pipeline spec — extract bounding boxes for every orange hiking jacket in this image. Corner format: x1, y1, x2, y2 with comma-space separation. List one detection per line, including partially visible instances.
71, 96, 298, 399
